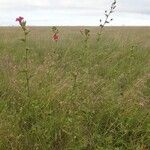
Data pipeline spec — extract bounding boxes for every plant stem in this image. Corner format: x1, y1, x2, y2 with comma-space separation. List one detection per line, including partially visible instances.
24, 32, 30, 97
97, 0, 116, 41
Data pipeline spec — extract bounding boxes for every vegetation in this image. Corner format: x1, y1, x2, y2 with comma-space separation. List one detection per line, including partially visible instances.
0, 26, 150, 149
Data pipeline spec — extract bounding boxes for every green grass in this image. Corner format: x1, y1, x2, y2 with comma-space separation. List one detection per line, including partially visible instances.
0, 27, 150, 150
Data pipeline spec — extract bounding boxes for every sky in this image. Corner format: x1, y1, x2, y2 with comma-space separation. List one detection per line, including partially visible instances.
0, 0, 150, 26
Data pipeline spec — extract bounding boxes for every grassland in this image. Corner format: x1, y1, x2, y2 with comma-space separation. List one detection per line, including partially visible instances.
0, 27, 150, 149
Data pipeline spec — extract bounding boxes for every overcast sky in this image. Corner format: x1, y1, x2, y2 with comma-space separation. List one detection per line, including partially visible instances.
0, 0, 150, 26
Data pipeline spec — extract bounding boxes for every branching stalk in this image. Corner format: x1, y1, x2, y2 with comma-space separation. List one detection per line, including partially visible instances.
97, 0, 117, 41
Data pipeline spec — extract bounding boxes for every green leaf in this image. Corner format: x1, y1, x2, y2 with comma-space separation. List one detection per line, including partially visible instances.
52, 26, 59, 34
25, 30, 30, 35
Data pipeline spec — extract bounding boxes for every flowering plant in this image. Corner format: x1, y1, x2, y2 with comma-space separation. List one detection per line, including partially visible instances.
52, 26, 59, 42
97, 0, 117, 41
80, 28, 90, 48
16, 16, 30, 97
16, 16, 30, 35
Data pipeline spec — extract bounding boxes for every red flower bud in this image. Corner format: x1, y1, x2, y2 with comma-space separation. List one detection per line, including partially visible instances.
53, 34, 59, 41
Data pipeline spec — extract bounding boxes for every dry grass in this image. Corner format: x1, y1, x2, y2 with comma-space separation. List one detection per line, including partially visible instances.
0, 27, 150, 149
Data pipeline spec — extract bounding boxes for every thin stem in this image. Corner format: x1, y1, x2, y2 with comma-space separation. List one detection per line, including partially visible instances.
99, 11, 111, 35
24, 32, 30, 97
97, 0, 116, 41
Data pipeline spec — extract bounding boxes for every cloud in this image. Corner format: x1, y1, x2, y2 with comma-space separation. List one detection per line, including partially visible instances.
118, 0, 150, 15
0, 0, 150, 26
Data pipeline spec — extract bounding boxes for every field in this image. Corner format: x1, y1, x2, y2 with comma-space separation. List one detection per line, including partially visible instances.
0, 27, 150, 149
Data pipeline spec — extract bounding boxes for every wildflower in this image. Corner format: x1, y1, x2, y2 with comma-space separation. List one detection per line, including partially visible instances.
80, 28, 90, 48
16, 16, 24, 24
15, 16, 30, 97
53, 34, 59, 41
16, 16, 28, 32
51, 26, 59, 42
97, 0, 117, 41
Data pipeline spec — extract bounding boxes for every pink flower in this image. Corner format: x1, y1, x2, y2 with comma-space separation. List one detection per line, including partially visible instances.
53, 34, 59, 41
16, 16, 24, 24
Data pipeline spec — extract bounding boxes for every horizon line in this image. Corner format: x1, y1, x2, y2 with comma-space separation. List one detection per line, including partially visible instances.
0, 25, 150, 27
